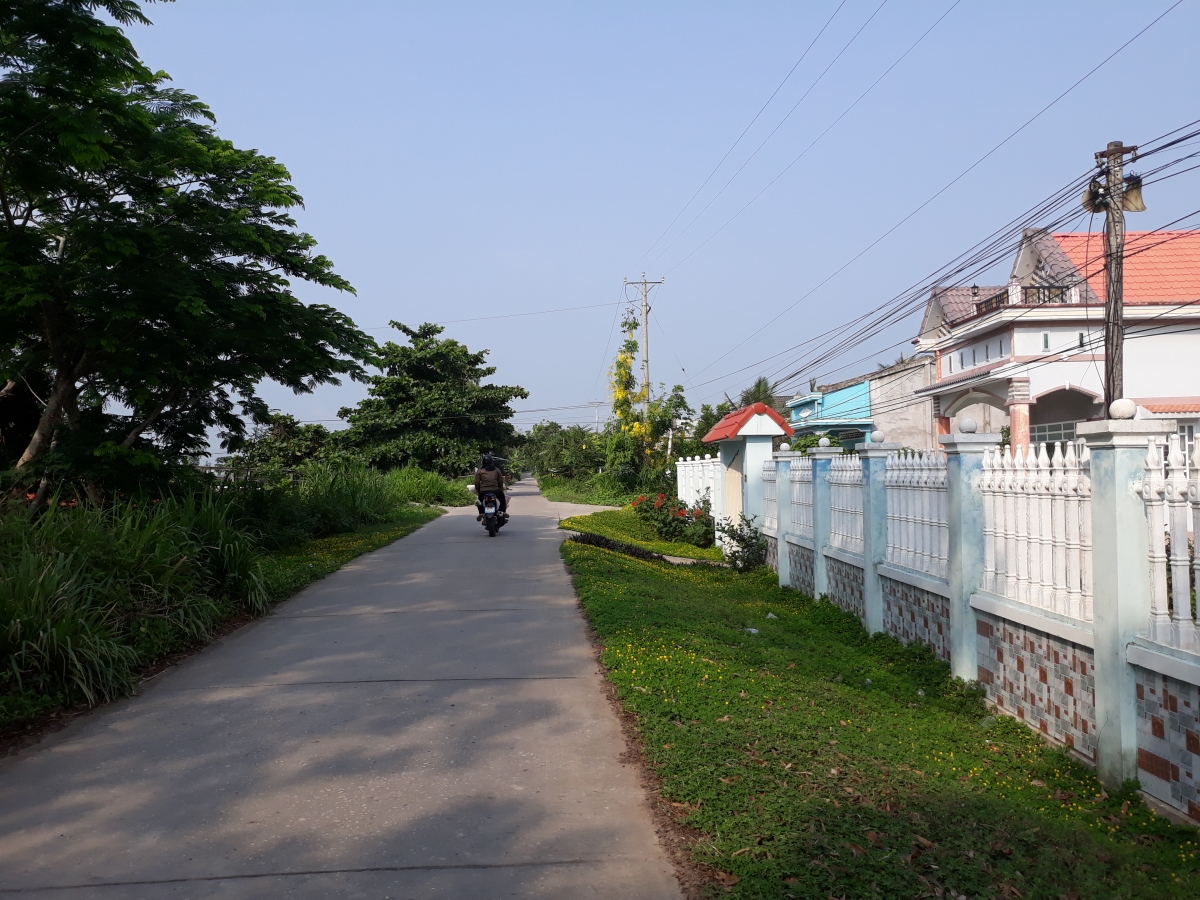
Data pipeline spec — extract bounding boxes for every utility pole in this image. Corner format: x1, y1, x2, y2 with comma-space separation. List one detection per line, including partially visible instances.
624, 272, 663, 416
1090, 140, 1141, 409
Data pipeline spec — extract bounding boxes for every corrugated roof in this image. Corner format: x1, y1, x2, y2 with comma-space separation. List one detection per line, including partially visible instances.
1053, 230, 1200, 304
701, 402, 794, 443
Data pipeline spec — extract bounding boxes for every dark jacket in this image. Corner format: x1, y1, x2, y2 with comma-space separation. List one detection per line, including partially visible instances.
474, 466, 504, 494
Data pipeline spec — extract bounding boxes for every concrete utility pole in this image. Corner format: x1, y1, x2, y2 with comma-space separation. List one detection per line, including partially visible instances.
624, 272, 663, 415
1094, 140, 1139, 408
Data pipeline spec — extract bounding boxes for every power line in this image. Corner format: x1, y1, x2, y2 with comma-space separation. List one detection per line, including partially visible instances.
362, 300, 624, 331
625, 0, 850, 275
642, 0, 894, 273
676, 0, 1183, 387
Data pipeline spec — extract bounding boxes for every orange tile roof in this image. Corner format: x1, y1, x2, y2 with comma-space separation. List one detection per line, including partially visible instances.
701, 402, 794, 443
1136, 397, 1200, 414
1053, 230, 1200, 305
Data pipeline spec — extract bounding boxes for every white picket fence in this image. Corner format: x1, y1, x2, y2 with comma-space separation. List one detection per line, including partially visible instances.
829, 454, 864, 555
762, 460, 778, 531
1142, 435, 1200, 652
981, 442, 1094, 622
676, 455, 721, 510
884, 450, 949, 580
790, 455, 814, 541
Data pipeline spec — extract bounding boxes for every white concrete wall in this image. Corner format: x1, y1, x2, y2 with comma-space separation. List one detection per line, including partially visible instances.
1124, 327, 1200, 400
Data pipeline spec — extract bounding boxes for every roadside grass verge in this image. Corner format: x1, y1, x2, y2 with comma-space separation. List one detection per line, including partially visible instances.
0, 504, 442, 733
560, 507, 723, 561
537, 474, 634, 506
562, 542, 1200, 899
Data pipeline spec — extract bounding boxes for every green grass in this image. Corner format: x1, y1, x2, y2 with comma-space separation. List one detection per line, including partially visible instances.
560, 507, 723, 561
259, 506, 442, 600
536, 474, 634, 506
562, 542, 1200, 899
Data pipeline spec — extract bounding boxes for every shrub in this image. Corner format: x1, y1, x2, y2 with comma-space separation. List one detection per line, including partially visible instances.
716, 512, 767, 572
631, 492, 715, 548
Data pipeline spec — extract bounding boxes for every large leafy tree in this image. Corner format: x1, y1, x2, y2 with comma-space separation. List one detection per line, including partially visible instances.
338, 322, 528, 476
0, 1, 374, 499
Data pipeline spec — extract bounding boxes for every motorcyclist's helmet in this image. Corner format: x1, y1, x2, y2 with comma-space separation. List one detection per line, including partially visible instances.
482, 452, 495, 470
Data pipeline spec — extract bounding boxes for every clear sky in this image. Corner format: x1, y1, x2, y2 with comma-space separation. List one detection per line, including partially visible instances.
125, 0, 1200, 437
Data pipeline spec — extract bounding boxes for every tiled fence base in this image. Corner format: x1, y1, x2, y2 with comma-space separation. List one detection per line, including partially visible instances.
789, 543, 815, 596
826, 556, 865, 624
975, 611, 1097, 761
881, 576, 950, 662
1134, 667, 1200, 821
765, 535, 778, 574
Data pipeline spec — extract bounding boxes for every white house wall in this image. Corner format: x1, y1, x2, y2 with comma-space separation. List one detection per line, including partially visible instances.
1124, 328, 1200, 400
1025, 360, 1104, 405
1013, 325, 1102, 357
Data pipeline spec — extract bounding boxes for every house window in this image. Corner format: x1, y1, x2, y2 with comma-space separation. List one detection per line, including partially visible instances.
947, 356, 953, 374
1078, 332, 1085, 349
1030, 421, 1077, 447
960, 352, 965, 369
1042, 333, 1050, 351
985, 343, 990, 361
1180, 424, 1195, 476
972, 347, 977, 365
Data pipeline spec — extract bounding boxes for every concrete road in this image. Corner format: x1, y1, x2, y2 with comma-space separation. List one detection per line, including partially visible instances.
0, 481, 680, 899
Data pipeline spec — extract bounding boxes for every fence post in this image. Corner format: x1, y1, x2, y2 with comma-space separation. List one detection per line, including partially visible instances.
810, 440, 842, 598
940, 424, 1000, 683
1077, 412, 1174, 788
861, 433, 903, 634
775, 450, 800, 589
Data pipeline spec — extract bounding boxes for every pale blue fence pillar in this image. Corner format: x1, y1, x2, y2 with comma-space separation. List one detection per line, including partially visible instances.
774, 451, 800, 589
860, 434, 902, 634
1078, 414, 1174, 788
940, 428, 999, 683
810, 442, 841, 597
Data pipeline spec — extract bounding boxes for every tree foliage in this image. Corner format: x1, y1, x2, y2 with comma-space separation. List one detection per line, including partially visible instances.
0, 1, 374, 500
512, 422, 603, 477
738, 375, 778, 409
338, 323, 528, 477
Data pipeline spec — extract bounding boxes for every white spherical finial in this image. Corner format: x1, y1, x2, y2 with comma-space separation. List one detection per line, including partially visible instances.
1109, 398, 1136, 420
704, 453, 712, 459
871, 431, 885, 443
818, 436, 831, 448
779, 442, 790, 452
959, 418, 978, 434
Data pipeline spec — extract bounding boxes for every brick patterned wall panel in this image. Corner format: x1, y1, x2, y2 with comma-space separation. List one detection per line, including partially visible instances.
825, 555, 865, 624
880, 576, 951, 662
974, 611, 1097, 760
1133, 667, 1198, 820
765, 535, 778, 574
789, 544, 815, 596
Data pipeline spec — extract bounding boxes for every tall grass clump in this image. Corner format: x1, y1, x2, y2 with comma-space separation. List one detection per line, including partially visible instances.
0, 492, 266, 709
384, 466, 473, 506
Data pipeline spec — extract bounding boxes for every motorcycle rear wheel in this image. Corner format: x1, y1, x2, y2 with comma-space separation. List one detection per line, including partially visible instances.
487, 518, 498, 537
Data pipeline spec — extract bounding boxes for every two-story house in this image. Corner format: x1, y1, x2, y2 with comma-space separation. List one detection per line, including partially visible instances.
913, 228, 1200, 450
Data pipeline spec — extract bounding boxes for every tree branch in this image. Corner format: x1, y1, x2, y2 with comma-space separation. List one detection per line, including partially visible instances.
120, 386, 182, 448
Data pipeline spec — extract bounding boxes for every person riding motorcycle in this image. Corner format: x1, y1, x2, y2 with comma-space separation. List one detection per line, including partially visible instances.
474, 453, 508, 521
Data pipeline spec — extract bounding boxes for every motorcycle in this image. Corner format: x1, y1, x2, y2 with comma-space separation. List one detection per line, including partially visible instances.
471, 487, 507, 537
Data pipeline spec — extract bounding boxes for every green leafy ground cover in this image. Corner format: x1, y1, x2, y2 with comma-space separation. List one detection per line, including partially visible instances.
562, 542, 1200, 899
560, 508, 723, 561
537, 474, 636, 506
259, 506, 442, 601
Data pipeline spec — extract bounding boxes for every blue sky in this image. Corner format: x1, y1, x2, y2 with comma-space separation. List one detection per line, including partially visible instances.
127, 0, 1200, 435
